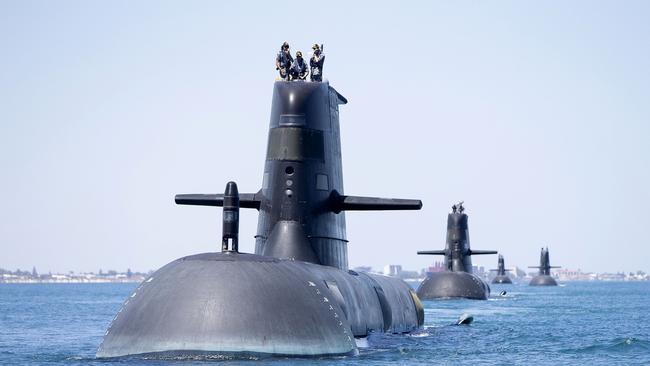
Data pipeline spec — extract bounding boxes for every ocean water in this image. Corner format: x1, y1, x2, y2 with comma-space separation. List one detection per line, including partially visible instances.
0, 281, 649, 365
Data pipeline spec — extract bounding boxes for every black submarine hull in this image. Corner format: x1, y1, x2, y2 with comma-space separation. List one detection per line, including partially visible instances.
416, 272, 490, 300
97, 252, 423, 358
491, 275, 513, 284
98, 80, 425, 358
529, 275, 557, 286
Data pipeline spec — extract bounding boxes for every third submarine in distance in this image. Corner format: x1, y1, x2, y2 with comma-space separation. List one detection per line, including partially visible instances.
416, 202, 497, 300
529, 247, 560, 286
97, 80, 425, 358
490, 254, 513, 284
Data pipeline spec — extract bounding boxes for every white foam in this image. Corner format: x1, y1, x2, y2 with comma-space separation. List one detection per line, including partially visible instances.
355, 337, 369, 348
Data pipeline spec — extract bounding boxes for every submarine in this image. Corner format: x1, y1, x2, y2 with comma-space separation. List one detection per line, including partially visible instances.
529, 247, 560, 286
97, 80, 425, 358
490, 254, 513, 284
416, 202, 497, 300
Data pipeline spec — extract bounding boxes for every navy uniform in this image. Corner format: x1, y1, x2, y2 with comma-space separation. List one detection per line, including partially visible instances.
289, 51, 309, 80
309, 44, 325, 82
275, 42, 293, 80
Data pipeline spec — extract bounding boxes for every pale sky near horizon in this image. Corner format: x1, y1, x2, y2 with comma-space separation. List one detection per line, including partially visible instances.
1, 1, 649, 274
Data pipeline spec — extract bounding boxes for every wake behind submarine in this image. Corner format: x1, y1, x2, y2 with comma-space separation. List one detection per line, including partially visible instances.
490, 254, 513, 284
529, 247, 560, 286
97, 78, 425, 357
416, 203, 497, 300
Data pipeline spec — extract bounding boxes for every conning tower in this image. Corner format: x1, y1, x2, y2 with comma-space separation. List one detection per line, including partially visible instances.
254, 81, 349, 268
176, 81, 421, 269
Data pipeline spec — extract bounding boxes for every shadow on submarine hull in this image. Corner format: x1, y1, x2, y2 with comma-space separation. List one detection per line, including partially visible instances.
97, 253, 421, 358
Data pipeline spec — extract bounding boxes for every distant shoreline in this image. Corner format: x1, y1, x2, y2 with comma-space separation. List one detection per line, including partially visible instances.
3, 278, 648, 284
0, 279, 145, 284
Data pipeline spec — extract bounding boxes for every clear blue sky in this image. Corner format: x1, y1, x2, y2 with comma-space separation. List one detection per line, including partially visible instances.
1, 1, 648, 274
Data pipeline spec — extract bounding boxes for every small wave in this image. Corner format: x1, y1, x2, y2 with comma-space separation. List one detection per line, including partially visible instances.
64, 356, 89, 361
487, 296, 513, 301
140, 353, 261, 361
566, 337, 650, 354
407, 329, 434, 338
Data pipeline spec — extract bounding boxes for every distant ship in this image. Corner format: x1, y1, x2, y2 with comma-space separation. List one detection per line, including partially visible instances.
529, 247, 560, 286
97, 80, 425, 358
491, 254, 513, 284
416, 203, 497, 300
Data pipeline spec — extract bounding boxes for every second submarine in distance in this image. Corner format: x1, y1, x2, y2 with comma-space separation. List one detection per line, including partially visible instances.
416, 202, 497, 300
529, 247, 560, 286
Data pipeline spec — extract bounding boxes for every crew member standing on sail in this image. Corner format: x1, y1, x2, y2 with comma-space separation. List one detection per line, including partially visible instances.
310, 44, 325, 82
275, 42, 293, 80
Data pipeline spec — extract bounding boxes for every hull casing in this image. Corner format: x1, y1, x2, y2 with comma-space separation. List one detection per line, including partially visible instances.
529, 275, 557, 286
416, 272, 490, 300
492, 275, 513, 284
97, 253, 423, 358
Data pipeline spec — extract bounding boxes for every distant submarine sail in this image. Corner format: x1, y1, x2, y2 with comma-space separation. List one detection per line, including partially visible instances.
97, 81, 425, 358
490, 254, 513, 284
528, 247, 560, 286
416, 203, 497, 300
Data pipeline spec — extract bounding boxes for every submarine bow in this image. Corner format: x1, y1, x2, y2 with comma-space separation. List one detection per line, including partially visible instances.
98, 81, 424, 358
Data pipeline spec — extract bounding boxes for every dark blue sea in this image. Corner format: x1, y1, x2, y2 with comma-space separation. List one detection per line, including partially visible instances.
1, 281, 649, 365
